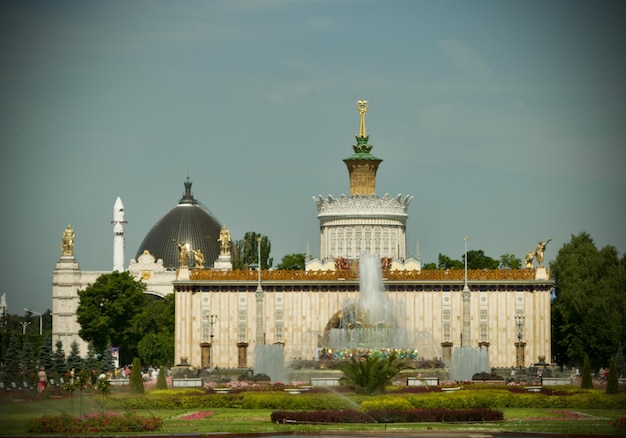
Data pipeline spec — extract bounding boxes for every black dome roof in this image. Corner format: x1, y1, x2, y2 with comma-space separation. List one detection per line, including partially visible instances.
136, 179, 222, 269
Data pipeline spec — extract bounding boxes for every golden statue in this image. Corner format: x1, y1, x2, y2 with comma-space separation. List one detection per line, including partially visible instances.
534, 239, 552, 266
356, 100, 369, 137
192, 248, 205, 268
218, 225, 231, 255
61, 225, 75, 256
523, 250, 534, 269
175, 242, 189, 266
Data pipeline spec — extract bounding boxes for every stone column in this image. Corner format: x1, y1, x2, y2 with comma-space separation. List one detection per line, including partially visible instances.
237, 342, 248, 368
515, 341, 526, 368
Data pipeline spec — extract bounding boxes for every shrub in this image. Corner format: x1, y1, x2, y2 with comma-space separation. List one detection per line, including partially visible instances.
156, 367, 168, 390
129, 357, 144, 394
271, 409, 372, 424
606, 357, 619, 394
581, 354, 593, 389
27, 412, 162, 433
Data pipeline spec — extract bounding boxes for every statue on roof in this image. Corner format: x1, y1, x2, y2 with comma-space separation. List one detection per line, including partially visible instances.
175, 242, 190, 266
218, 225, 231, 255
61, 225, 75, 256
192, 248, 205, 269
534, 239, 552, 266
523, 249, 534, 269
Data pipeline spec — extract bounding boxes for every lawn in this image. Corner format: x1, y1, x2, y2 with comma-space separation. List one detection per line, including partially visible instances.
0, 391, 624, 436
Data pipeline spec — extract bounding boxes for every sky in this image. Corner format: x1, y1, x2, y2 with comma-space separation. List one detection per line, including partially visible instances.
1, 0, 625, 316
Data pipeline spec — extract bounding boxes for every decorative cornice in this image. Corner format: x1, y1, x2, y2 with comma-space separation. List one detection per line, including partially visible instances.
314, 193, 412, 216
189, 268, 541, 282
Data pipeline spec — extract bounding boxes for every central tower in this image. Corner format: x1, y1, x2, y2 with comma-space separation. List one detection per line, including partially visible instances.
310, 101, 414, 265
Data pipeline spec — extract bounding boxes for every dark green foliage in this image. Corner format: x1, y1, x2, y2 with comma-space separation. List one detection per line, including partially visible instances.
84, 343, 100, 372
437, 253, 463, 270
156, 367, 168, 390
37, 335, 53, 372
581, 354, 593, 389
276, 253, 306, 270
100, 346, 115, 372
77, 271, 148, 365
334, 352, 414, 395
135, 294, 175, 366
551, 232, 626, 370
51, 340, 67, 375
21, 339, 36, 383
499, 253, 522, 269
464, 249, 499, 269
3, 335, 21, 384
66, 340, 83, 372
129, 357, 145, 394
606, 357, 619, 394
615, 344, 626, 378
231, 232, 273, 270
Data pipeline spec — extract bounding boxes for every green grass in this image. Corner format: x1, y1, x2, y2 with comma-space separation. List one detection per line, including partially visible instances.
1, 392, 624, 436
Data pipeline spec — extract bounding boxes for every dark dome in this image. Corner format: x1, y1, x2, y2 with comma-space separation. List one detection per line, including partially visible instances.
136, 179, 222, 269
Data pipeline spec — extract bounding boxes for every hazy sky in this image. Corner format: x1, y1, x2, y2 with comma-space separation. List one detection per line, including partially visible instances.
1, 0, 625, 316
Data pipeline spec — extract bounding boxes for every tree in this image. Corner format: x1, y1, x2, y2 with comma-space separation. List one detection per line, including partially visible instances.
3, 335, 20, 384
129, 357, 145, 394
581, 354, 593, 389
76, 271, 148, 365
37, 335, 53, 372
334, 352, 413, 395
499, 253, 522, 269
422, 262, 437, 270
134, 294, 175, 366
464, 250, 499, 270
276, 253, 305, 270
137, 333, 174, 367
156, 367, 168, 390
437, 253, 463, 270
66, 340, 83, 372
551, 232, 626, 370
606, 357, 619, 394
231, 232, 273, 270
51, 340, 67, 375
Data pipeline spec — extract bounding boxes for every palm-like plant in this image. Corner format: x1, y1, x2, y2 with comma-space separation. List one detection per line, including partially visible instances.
335, 352, 413, 395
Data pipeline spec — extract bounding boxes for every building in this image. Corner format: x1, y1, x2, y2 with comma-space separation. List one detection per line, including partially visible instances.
52, 101, 552, 372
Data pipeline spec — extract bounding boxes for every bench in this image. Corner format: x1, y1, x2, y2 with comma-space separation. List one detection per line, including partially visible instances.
525, 386, 542, 392
541, 377, 572, 386
109, 379, 130, 386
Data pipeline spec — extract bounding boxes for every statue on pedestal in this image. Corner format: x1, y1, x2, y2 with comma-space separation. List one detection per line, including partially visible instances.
61, 225, 75, 256
523, 250, 534, 269
175, 242, 189, 266
534, 239, 552, 266
218, 225, 231, 255
192, 248, 205, 268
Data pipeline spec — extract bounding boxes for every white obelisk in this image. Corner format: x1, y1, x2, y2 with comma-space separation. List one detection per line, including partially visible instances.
112, 197, 126, 272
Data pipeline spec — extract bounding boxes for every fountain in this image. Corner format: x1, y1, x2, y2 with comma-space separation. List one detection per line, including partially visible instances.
450, 345, 490, 382
328, 254, 412, 351
254, 344, 286, 383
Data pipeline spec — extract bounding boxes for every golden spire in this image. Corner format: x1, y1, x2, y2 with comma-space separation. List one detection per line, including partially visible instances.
356, 100, 369, 137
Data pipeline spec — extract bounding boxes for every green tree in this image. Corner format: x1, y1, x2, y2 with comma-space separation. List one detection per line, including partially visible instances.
21, 340, 36, 383
37, 335, 53, 372
276, 253, 305, 270
66, 340, 83, 372
137, 333, 174, 367
437, 253, 463, 270
51, 340, 67, 375
156, 367, 168, 390
76, 271, 148, 365
334, 352, 413, 395
3, 335, 20, 384
422, 262, 437, 270
606, 357, 619, 394
231, 232, 273, 270
551, 232, 626, 370
134, 294, 175, 366
581, 354, 593, 389
464, 250, 499, 270
499, 253, 522, 269
129, 357, 145, 394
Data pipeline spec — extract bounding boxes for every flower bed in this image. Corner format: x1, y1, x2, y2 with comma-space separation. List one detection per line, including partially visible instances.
26, 412, 163, 434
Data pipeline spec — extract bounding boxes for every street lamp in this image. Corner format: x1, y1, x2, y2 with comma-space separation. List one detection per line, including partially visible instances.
24, 308, 42, 336
19, 321, 31, 334
515, 313, 525, 342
